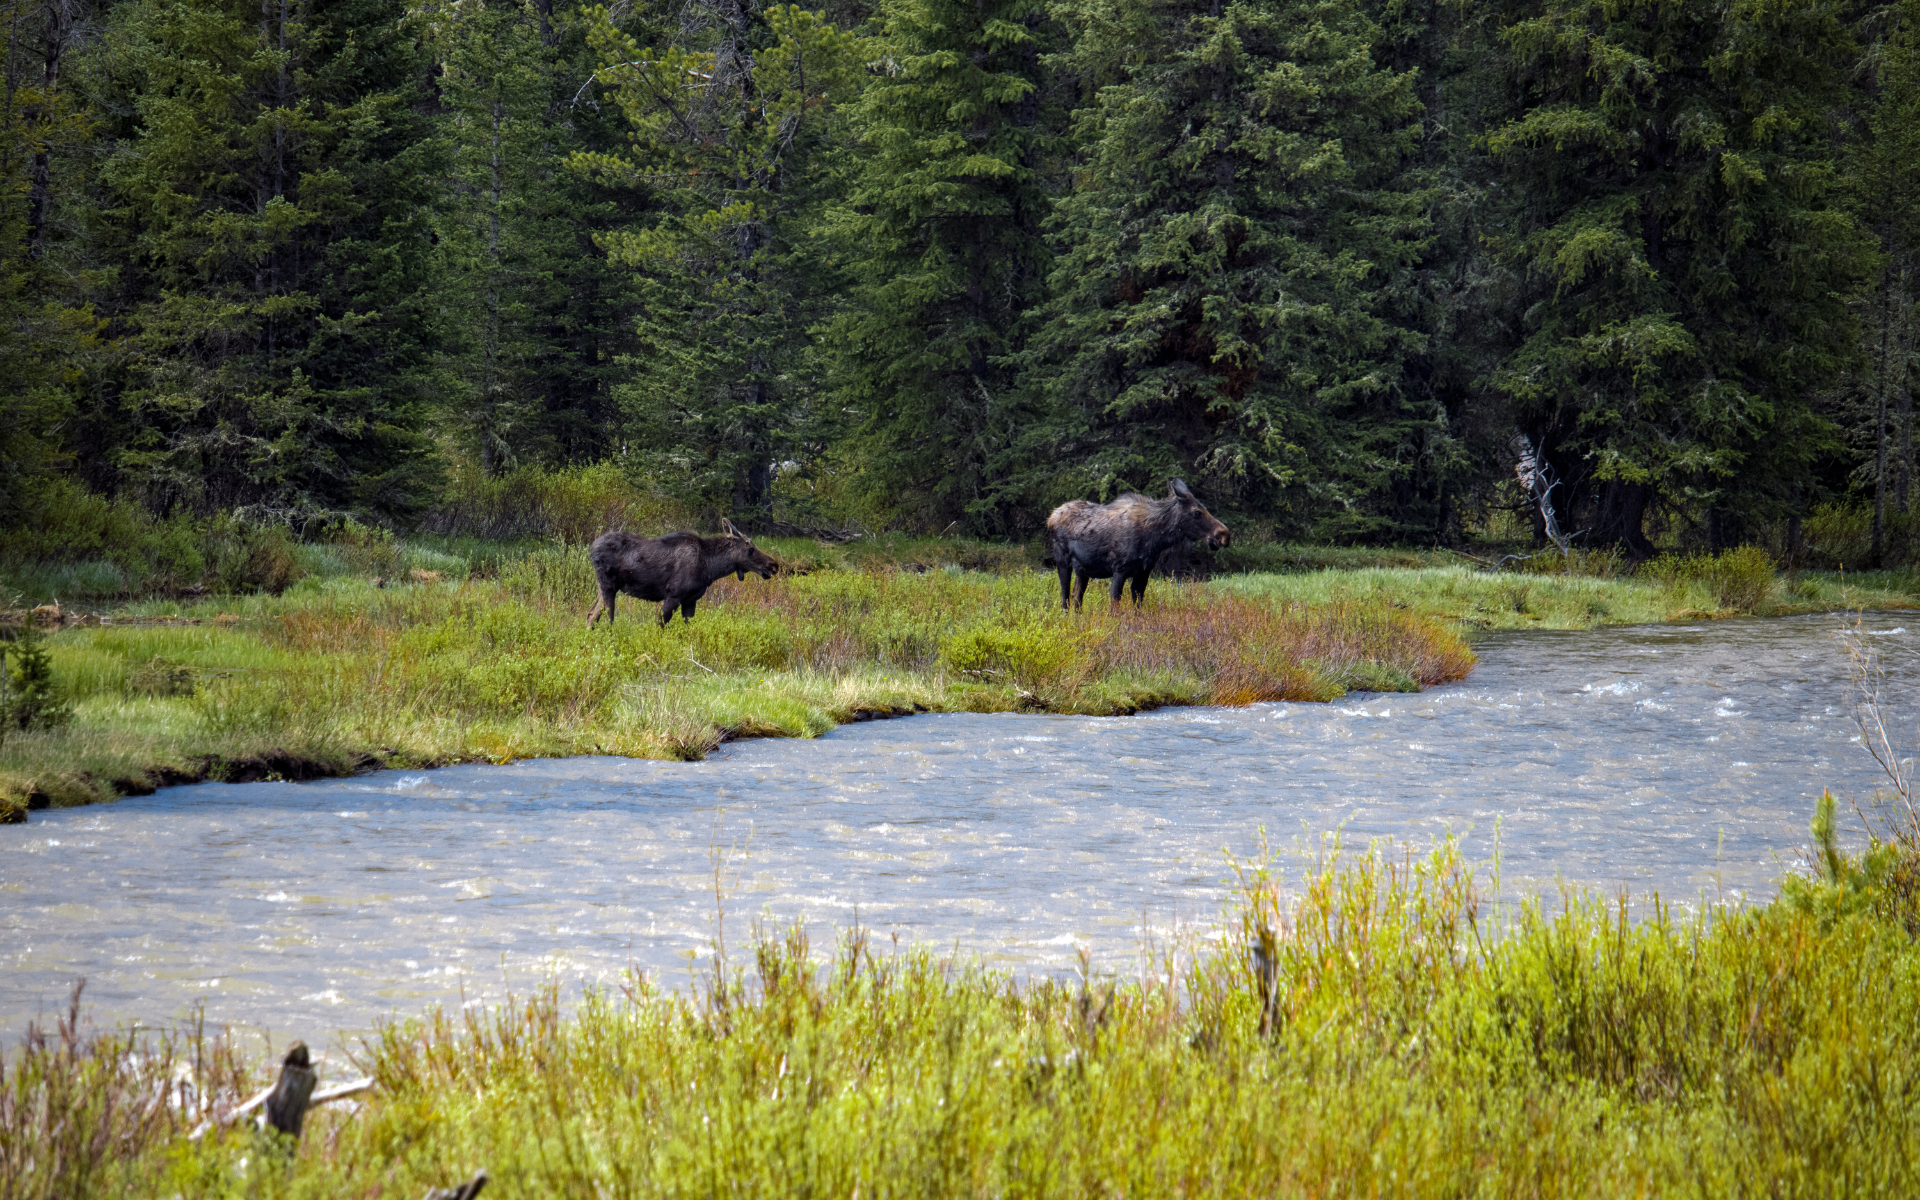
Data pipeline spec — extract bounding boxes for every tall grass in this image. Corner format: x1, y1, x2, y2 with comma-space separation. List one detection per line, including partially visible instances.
9, 832, 1920, 1197
1, 563, 1471, 812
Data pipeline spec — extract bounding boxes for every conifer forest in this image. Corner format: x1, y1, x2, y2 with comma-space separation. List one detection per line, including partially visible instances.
4, 0, 1920, 556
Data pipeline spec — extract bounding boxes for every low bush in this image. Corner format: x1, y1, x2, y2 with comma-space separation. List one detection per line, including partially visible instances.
1641, 545, 1776, 612
420, 462, 693, 543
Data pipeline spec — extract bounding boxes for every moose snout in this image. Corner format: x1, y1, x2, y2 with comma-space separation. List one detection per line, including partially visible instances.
1209, 528, 1231, 549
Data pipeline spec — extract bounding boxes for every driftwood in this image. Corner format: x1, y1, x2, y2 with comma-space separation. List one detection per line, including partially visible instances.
423, 1170, 490, 1200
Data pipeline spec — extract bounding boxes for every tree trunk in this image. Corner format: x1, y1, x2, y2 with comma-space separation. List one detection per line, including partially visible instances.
1592, 480, 1655, 560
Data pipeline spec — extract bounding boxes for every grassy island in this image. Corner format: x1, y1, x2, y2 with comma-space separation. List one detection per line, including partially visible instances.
6, 533, 1920, 818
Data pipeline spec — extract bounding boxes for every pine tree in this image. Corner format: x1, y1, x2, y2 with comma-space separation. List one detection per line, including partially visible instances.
1848, 0, 1920, 564
821, 0, 1053, 532
428, 0, 639, 476
0, 0, 100, 525
80, 0, 441, 520
575, 0, 866, 516
1009, 0, 1430, 538
1486, 0, 1874, 554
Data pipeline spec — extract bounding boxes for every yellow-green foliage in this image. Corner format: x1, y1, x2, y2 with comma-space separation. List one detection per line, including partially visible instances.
1213, 565, 1702, 629
1800, 503, 1920, 570
1641, 546, 1777, 613
12, 834, 1920, 1198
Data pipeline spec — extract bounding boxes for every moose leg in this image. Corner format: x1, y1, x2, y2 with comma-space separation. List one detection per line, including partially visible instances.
1129, 570, 1149, 605
679, 594, 699, 622
657, 598, 680, 626
1071, 571, 1091, 611
587, 585, 616, 628
1109, 573, 1128, 609
1057, 563, 1074, 611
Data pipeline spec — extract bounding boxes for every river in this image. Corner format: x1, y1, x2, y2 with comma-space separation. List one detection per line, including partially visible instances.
3, 613, 1914, 1044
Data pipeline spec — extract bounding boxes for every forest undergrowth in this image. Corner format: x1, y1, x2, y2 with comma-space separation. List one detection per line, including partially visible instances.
6, 822, 1920, 1198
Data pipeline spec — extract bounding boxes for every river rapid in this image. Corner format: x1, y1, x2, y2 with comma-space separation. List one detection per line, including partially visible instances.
4, 613, 1915, 1044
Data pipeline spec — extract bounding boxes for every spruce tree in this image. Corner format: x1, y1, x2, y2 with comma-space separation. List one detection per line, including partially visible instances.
82, 0, 441, 520
1486, 0, 1873, 554
575, 0, 866, 517
0, 0, 101, 524
821, 0, 1053, 532
1847, 0, 1920, 563
427, 0, 641, 476
1009, 0, 1430, 538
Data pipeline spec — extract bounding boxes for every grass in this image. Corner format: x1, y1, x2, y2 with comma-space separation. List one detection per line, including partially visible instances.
10, 529, 1920, 817
0, 556, 1474, 814
7, 826, 1920, 1198
1214, 562, 1920, 629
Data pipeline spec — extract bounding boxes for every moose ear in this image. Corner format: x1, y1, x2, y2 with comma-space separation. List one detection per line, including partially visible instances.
1170, 479, 1193, 500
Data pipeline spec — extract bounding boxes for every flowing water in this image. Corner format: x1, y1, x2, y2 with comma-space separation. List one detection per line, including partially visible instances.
4, 613, 1915, 1045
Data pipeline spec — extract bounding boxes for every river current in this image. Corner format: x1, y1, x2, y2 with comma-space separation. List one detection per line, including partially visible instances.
4, 613, 1915, 1043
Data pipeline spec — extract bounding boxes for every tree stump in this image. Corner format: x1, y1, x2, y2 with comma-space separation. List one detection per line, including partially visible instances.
263, 1041, 318, 1138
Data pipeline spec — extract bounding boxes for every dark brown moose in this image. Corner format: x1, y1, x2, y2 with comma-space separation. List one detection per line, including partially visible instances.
586, 520, 778, 627
1043, 479, 1230, 611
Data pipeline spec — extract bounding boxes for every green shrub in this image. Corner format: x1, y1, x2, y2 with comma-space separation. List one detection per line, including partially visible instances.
423, 462, 692, 543
941, 614, 1086, 691
3, 625, 73, 733
206, 518, 305, 595
1641, 545, 1775, 612
1800, 502, 1920, 569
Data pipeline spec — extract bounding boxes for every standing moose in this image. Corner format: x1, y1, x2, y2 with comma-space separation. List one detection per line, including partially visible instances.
586, 520, 778, 627
1044, 479, 1231, 611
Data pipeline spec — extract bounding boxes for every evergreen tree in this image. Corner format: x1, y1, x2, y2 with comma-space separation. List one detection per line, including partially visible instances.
1847, 0, 1920, 563
0, 0, 100, 525
822, 0, 1053, 532
575, 0, 865, 516
427, 0, 640, 476
1486, 0, 1873, 554
1010, 0, 1430, 538
80, 0, 441, 520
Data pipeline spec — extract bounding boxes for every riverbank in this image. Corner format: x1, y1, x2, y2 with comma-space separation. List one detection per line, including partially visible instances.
7, 536, 1920, 819
11, 826, 1920, 1197
0, 551, 1477, 817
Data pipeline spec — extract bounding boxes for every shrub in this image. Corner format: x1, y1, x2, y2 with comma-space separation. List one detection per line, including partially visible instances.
1641, 546, 1775, 612
1800, 502, 1920, 570
2, 625, 73, 733
421, 462, 693, 543
206, 518, 304, 595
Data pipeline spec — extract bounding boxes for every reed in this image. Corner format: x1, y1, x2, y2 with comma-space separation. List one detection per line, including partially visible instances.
7, 828, 1919, 1198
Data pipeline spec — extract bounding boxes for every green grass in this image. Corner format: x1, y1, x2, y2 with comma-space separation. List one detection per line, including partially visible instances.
0, 558, 1474, 813
8, 827, 1920, 1198
1214, 563, 1920, 630
10, 532, 1920, 817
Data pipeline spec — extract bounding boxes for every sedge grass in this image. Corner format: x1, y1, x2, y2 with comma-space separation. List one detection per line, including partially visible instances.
1, 562, 1472, 812
8, 832, 1920, 1197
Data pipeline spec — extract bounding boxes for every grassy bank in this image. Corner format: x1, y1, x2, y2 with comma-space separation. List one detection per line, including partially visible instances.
0, 553, 1474, 815
1214, 561, 1920, 629
10, 530, 1920, 817
9, 824, 1920, 1198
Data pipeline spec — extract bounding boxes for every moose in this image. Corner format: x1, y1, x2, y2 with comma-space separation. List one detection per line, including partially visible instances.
1043, 479, 1231, 611
585, 520, 779, 627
